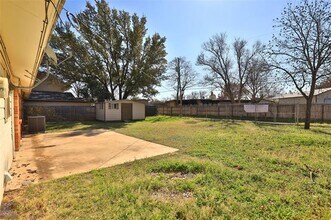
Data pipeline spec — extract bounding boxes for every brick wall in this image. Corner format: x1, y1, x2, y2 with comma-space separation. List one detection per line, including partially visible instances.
13, 89, 21, 151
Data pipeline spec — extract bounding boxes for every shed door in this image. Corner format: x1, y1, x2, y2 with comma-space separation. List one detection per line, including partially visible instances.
121, 103, 133, 121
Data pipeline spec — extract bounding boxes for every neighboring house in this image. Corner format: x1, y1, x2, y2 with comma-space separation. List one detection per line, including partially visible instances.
0, 0, 65, 203
24, 71, 90, 108
24, 91, 92, 107
269, 88, 331, 104
24, 72, 95, 121
33, 71, 71, 92
96, 100, 145, 121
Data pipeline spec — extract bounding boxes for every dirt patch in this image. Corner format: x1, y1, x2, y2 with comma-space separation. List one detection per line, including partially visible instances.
151, 172, 196, 180
151, 188, 193, 201
7, 161, 40, 190
0, 194, 18, 219
167, 172, 195, 180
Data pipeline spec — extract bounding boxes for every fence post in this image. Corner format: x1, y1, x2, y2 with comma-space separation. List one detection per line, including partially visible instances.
196, 105, 199, 117
321, 104, 325, 123
225, 105, 230, 119
231, 104, 234, 119
295, 104, 299, 124
254, 105, 257, 122
170, 107, 173, 116
218, 106, 220, 118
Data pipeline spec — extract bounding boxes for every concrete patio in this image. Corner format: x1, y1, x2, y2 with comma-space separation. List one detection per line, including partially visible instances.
6, 129, 177, 191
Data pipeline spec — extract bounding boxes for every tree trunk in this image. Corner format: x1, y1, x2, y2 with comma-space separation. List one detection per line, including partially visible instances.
304, 96, 313, 129
176, 89, 179, 104
123, 90, 129, 100
119, 86, 122, 100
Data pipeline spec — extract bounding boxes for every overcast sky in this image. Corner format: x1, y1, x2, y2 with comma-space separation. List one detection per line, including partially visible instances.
63, 0, 299, 100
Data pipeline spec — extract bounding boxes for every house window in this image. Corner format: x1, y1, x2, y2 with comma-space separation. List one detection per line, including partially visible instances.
99, 103, 104, 109
5, 97, 10, 119
1, 96, 11, 123
108, 103, 119, 109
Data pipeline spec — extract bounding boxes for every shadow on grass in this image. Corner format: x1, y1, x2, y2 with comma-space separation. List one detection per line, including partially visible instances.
145, 116, 181, 123
46, 120, 140, 134
253, 122, 295, 128
311, 129, 331, 136
162, 116, 242, 128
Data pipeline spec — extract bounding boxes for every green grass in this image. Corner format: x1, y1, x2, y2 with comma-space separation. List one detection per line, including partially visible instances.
3, 116, 331, 219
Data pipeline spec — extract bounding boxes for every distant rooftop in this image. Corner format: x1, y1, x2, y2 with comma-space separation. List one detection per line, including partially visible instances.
27, 91, 84, 102
271, 87, 331, 99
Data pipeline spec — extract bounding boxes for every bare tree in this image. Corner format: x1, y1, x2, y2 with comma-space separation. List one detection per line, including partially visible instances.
197, 33, 263, 103
199, 90, 207, 99
270, 0, 331, 129
186, 91, 199, 99
246, 57, 282, 103
197, 33, 235, 102
233, 39, 262, 101
167, 57, 197, 105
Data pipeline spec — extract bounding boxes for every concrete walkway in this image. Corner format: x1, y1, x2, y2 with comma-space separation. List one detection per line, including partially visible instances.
6, 130, 177, 191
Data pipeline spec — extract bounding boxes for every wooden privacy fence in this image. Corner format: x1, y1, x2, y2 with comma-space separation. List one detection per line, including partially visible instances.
157, 104, 331, 122
145, 106, 158, 116
24, 106, 96, 122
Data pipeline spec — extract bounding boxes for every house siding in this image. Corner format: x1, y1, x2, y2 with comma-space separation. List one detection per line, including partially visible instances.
132, 102, 145, 120
316, 90, 331, 103
33, 80, 65, 92
105, 102, 121, 121
276, 90, 331, 104
0, 90, 15, 203
96, 103, 105, 121
277, 97, 307, 104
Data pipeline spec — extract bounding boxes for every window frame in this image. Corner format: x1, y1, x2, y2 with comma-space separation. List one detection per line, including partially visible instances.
108, 103, 119, 110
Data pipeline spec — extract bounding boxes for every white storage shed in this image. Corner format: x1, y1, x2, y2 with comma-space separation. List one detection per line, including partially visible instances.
96, 100, 145, 121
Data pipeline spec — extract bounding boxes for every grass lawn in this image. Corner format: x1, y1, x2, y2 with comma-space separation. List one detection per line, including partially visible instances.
2, 116, 331, 219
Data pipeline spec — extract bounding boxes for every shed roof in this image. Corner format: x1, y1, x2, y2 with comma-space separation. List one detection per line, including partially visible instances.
100, 100, 146, 105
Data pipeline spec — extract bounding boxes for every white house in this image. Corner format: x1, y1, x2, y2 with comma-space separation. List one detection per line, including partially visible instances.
0, 0, 65, 203
96, 100, 145, 121
270, 88, 331, 104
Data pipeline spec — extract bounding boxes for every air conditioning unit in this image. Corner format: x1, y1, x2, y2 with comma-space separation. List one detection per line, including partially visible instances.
28, 116, 46, 133
0, 77, 9, 98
